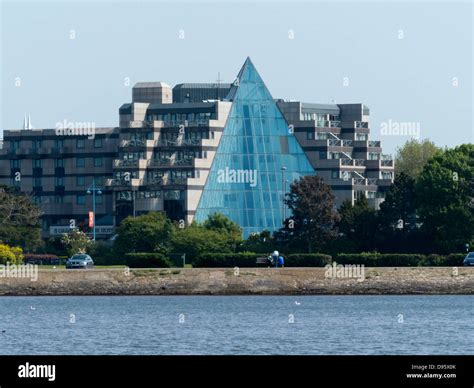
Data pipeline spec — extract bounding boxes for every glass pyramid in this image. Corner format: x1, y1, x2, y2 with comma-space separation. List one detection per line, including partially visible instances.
194, 57, 315, 237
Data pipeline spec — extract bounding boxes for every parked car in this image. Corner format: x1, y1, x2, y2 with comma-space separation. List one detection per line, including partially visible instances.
66, 254, 94, 269
463, 252, 474, 266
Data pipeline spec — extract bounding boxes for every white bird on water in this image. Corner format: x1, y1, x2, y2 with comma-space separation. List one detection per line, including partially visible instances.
30, 306, 36, 310
295, 301, 301, 305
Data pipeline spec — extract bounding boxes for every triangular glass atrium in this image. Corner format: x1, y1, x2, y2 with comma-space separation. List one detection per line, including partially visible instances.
194, 58, 315, 237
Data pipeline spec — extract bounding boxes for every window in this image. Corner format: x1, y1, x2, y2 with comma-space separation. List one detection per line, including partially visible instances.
77, 139, 85, 148
11, 177, 20, 186
96, 195, 103, 204
367, 191, 376, 199
56, 177, 64, 186
55, 158, 64, 168
33, 178, 41, 187
94, 138, 102, 148
94, 157, 103, 167
76, 195, 85, 205
306, 132, 314, 140
11, 140, 20, 150
33, 196, 41, 204
331, 170, 339, 179
55, 195, 64, 203
55, 139, 64, 149
319, 152, 327, 160
32, 140, 42, 149
76, 176, 85, 186
33, 159, 42, 168
76, 157, 85, 167
10, 160, 20, 168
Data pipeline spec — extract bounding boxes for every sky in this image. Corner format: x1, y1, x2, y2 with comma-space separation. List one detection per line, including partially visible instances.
1, 0, 473, 154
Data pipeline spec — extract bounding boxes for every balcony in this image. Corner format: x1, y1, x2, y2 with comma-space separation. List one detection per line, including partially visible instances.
316, 120, 341, 128
113, 159, 148, 169
340, 158, 365, 167
147, 158, 194, 168
368, 140, 381, 147
355, 121, 369, 129
156, 138, 202, 147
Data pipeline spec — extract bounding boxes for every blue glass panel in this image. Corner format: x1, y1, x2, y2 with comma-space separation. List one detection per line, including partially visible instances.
194, 58, 315, 237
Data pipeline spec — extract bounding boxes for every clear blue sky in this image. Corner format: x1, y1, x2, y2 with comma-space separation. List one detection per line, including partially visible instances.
1, 0, 473, 154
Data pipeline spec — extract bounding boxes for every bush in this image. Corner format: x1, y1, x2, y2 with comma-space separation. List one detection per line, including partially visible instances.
23, 253, 60, 264
124, 253, 172, 268
336, 253, 466, 267
0, 244, 23, 264
285, 254, 332, 267
193, 252, 260, 267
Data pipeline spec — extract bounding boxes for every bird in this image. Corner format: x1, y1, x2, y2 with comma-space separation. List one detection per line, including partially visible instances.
30, 306, 36, 310
1, 330, 5, 333
295, 301, 301, 305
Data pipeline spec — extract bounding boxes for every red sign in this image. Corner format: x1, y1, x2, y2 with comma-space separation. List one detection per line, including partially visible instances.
88, 211, 94, 228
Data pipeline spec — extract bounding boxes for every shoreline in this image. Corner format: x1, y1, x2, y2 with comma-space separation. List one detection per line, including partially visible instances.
0, 267, 473, 296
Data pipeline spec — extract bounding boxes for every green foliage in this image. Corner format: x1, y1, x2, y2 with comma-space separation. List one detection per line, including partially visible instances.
171, 223, 234, 263
61, 229, 93, 257
193, 252, 260, 267
203, 212, 243, 249
114, 212, 173, 255
0, 243, 24, 264
285, 253, 332, 267
0, 186, 43, 252
124, 252, 171, 268
395, 138, 441, 179
415, 144, 474, 253
279, 175, 339, 253
335, 253, 464, 267
240, 230, 273, 253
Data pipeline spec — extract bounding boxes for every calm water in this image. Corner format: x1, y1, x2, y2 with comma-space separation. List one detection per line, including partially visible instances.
0, 295, 472, 355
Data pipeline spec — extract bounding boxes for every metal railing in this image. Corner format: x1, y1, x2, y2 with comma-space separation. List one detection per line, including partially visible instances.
355, 121, 369, 128
368, 140, 381, 147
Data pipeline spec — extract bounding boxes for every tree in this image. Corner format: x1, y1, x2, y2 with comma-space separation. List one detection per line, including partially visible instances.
61, 229, 93, 257
114, 212, 173, 255
415, 144, 474, 253
203, 212, 242, 251
0, 185, 43, 251
395, 139, 441, 179
337, 197, 378, 252
171, 223, 234, 261
240, 230, 273, 253
281, 175, 339, 253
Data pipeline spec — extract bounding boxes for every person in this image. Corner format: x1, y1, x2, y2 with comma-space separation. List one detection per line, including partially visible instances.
271, 250, 279, 268
278, 255, 284, 268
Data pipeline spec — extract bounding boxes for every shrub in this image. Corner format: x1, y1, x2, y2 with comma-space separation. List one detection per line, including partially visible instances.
124, 253, 172, 268
193, 252, 260, 267
0, 244, 23, 264
285, 254, 332, 267
336, 253, 466, 267
23, 253, 60, 264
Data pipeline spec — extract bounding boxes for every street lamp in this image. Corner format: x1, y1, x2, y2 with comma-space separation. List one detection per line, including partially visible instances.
86, 179, 103, 241
281, 166, 287, 226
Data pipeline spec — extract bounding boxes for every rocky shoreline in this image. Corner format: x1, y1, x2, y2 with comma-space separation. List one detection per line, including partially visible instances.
0, 267, 473, 295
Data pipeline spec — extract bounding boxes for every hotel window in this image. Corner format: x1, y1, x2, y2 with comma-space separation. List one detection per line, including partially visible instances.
306, 132, 314, 140
55, 139, 64, 149
33, 159, 42, 168
319, 152, 327, 160
367, 191, 376, 199
55, 158, 64, 168
33, 196, 41, 204
77, 139, 85, 148
94, 157, 103, 167
55, 195, 64, 203
33, 178, 42, 187
76, 195, 85, 205
76, 176, 85, 186
369, 153, 380, 160
10, 160, 20, 168
32, 140, 42, 149
96, 195, 103, 205
95, 176, 104, 186
11, 177, 20, 186
331, 170, 339, 179
76, 157, 85, 167
56, 177, 64, 186
11, 140, 20, 150
94, 138, 102, 148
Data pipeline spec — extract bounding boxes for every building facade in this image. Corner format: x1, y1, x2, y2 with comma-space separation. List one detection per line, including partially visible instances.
0, 58, 394, 238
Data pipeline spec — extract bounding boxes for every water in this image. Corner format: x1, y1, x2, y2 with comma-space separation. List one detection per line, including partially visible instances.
0, 295, 472, 355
